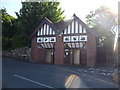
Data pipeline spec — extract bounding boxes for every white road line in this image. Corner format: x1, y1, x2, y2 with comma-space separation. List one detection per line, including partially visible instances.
13, 74, 56, 89
19, 64, 117, 87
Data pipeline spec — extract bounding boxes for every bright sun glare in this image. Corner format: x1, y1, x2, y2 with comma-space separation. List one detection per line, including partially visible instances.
59, 0, 119, 21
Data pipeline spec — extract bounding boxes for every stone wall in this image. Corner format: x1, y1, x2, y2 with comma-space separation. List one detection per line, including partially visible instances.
2, 47, 31, 61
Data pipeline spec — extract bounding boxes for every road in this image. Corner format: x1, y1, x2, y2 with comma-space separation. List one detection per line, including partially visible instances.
2, 57, 119, 89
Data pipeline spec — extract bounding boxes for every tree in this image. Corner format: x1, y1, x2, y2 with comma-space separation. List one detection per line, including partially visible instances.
86, 6, 118, 66
14, 1, 65, 47
86, 6, 117, 47
1, 8, 16, 50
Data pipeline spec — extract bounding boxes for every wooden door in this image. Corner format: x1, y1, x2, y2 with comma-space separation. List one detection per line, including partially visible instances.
80, 49, 87, 65
64, 49, 70, 64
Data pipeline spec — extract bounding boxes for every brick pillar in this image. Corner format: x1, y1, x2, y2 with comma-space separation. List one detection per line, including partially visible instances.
54, 36, 64, 65
31, 37, 45, 63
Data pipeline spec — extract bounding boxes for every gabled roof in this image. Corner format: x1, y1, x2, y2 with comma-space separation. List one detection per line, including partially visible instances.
54, 19, 72, 35
31, 14, 97, 39
55, 14, 97, 37
54, 19, 72, 30
73, 14, 97, 37
31, 17, 57, 39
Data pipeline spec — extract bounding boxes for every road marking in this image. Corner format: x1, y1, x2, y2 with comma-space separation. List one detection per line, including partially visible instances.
52, 66, 118, 87
40, 65, 117, 87
13, 74, 57, 89
19, 64, 117, 87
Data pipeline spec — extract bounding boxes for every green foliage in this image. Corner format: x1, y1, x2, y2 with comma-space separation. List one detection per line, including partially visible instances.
2, 1, 65, 50
2, 37, 12, 50
1, 8, 16, 50
15, 1, 65, 47
12, 33, 28, 48
2, 8, 16, 38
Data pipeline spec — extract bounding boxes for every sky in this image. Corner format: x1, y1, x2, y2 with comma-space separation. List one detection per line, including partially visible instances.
0, 0, 119, 22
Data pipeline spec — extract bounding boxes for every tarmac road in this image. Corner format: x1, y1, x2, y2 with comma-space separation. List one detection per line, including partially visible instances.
2, 57, 119, 89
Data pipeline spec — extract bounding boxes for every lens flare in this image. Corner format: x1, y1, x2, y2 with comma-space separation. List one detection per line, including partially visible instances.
65, 74, 87, 88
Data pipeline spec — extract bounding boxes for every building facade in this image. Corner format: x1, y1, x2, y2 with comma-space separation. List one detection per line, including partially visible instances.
31, 14, 97, 67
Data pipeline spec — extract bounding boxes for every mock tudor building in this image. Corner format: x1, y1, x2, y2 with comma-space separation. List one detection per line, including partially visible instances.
31, 14, 97, 67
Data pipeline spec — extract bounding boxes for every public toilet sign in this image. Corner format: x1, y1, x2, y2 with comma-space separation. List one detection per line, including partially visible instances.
37, 37, 56, 43
63, 35, 87, 42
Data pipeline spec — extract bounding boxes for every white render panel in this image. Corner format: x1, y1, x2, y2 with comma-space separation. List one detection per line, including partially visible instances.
39, 23, 56, 35
64, 28, 67, 34
47, 43, 51, 48
53, 31, 55, 34
79, 24, 82, 33
41, 44, 44, 48
37, 37, 40, 43
44, 43, 48, 48
67, 43, 71, 48
71, 43, 75, 48
37, 30, 40, 36
76, 43, 79, 48
71, 21, 74, 33
68, 25, 70, 34
49, 27, 52, 35
40, 27, 43, 35
46, 43, 50, 48
46, 24, 49, 35
43, 24, 46, 35
83, 28, 86, 33
79, 43, 83, 47
75, 21, 78, 33
50, 43, 53, 48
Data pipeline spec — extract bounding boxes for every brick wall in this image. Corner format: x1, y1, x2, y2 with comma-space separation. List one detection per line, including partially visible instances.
31, 36, 45, 63
86, 33, 96, 67
31, 34, 97, 67
54, 36, 64, 65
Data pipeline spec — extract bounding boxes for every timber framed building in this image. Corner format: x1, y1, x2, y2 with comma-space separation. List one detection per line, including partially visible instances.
31, 14, 97, 67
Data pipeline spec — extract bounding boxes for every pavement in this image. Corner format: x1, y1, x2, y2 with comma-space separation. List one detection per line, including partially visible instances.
2, 57, 119, 89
